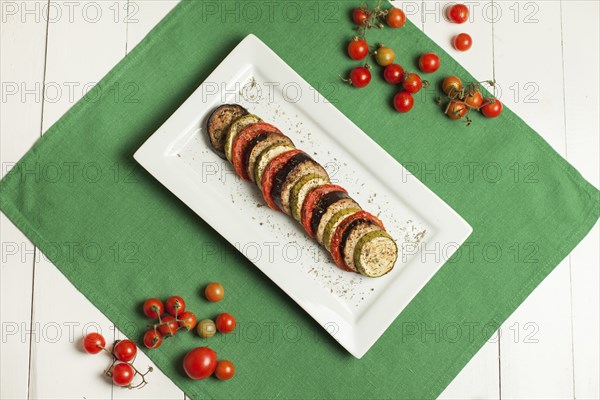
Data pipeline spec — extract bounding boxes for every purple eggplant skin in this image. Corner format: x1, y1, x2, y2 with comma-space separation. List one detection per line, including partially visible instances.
271, 152, 313, 211
310, 191, 351, 237
339, 219, 377, 267
206, 104, 248, 157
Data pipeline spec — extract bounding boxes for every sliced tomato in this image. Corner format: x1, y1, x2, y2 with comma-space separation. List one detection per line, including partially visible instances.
232, 122, 281, 180
301, 184, 347, 237
261, 149, 303, 210
330, 211, 384, 272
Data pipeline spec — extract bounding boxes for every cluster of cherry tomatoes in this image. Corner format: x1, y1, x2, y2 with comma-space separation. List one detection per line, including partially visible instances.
447, 4, 473, 51
83, 333, 153, 389
141, 295, 197, 349
386, 52, 440, 113
344, 3, 407, 89
441, 76, 503, 123
141, 282, 236, 381
345, 5, 434, 114
141, 283, 236, 350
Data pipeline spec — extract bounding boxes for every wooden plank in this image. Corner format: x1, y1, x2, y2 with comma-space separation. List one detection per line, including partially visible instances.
494, 1, 574, 399
562, 1, 600, 399
0, 1, 48, 398
439, 341, 500, 399
28, 1, 127, 398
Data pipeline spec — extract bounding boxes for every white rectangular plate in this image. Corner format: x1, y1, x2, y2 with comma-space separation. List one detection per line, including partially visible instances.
134, 34, 472, 358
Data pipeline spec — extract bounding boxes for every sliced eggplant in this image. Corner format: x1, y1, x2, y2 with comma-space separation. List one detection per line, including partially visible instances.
206, 104, 248, 157
241, 132, 273, 178
316, 198, 361, 246
321, 206, 362, 250
223, 114, 261, 161
279, 160, 329, 217
253, 142, 296, 186
270, 153, 317, 213
290, 173, 330, 223
342, 222, 382, 272
354, 230, 398, 277
247, 133, 293, 183
336, 219, 376, 271
310, 191, 350, 239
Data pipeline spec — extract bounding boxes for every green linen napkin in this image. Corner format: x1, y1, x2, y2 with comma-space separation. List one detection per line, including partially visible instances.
1, 1, 598, 398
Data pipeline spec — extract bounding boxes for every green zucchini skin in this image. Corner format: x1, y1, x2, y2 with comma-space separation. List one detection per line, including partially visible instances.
309, 191, 350, 239
247, 133, 294, 184
271, 152, 313, 211
290, 173, 330, 222
253, 142, 296, 186
338, 219, 376, 271
223, 114, 261, 161
354, 230, 398, 277
321, 207, 361, 250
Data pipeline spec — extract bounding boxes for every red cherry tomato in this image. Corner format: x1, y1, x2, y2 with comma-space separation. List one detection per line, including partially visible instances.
402, 73, 423, 94
165, 296, 186, 317
113, 339, 137, 362
453, 33, 472, 51
383, 64, 405, 85
464, 90, 483, 109
143, 330, 163, 349
179, 312, 198, 331
205, 282, 225, 302
446, 100, 467, 120
112, 362, 135, 387
83, 332, 105, 354
418, 53, 441, 73
143, 298, 164, 319
347, 38, 369, 60
393, 92, 414, 113
158, 315, 179, 336
352, 7, 369, 25
215, 360, 235, 381
215, 313, 236, 334
442, 76, 463, 95
183, 347, 217, 380
481, 98, 503, 118
448, 4, 469, 24
386, 7, 406, 28
349, 67, 371, 88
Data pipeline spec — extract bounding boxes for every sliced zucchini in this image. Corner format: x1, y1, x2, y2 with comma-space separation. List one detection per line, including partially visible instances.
247, 133, 293, 183
279, 160, 329, 216
206, 104, 248, 157
271, 152, 313, 212
253, 142, 296, 186
354, 230, 398, 278
310, 191, 350, 238
315, 198, 361, 246
223, 114, 262, 162
321, 206, 362, 250
342, 222, 381, 272
290, 173, 330, 223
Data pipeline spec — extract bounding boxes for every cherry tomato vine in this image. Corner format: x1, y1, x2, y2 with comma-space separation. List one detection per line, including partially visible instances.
436, 79, 502, 125
82, 333, 153, 389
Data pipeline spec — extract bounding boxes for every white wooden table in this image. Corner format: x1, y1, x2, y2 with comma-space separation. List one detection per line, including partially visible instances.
1, 1, 598, 399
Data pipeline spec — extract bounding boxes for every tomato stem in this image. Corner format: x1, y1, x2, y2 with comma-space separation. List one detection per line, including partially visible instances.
127, 365, 153, 389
